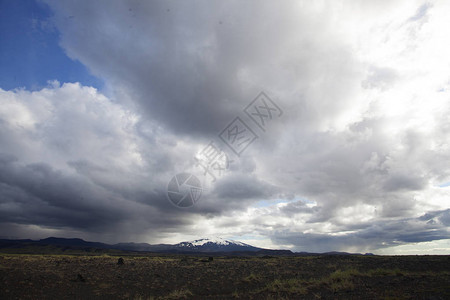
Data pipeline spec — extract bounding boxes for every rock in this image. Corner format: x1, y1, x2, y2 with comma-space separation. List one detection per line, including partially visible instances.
117, 257, 124, 265
200, 257, 214, 262
76, 274, 85, 282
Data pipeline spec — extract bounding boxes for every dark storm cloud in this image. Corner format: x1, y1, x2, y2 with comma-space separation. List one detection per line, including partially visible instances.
0, 80, 286, 242
0, 150, 205, 242
279, 200, 319, 217
45, 0, 268, 137
383, 174, 427, 192
44, 0, 365, 140
0, 153, 127, 229
213, 173, 279, 201
270, 209, 450, 252
0, 84, 208, 243
419, 209, 450, 226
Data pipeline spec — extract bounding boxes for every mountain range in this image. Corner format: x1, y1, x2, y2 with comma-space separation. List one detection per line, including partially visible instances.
0, 237, 372, 256
0, 237, 289, 254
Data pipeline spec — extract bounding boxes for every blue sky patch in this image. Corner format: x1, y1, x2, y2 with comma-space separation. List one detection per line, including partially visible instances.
0, 0, 102, 91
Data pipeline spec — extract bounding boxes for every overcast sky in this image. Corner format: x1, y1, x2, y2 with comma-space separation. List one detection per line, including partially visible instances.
1, 0, 450, 254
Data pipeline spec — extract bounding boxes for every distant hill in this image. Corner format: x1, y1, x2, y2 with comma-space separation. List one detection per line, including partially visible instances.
39, 237, 111, 249
0, 238, 123, 255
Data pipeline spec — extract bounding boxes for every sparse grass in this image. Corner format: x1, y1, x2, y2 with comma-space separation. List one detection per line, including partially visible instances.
162, 288, 193, 299
147, 256, 179, 264
132, 288, 192, 300
326, 263, 338, 270
133, 295, 155, 300
261, 268, 360, 295
264, 294, 290, 300
263, 278, 308, 294
366, 268, 404, 276
326, 269, 359, 292
242, 272, 262, 283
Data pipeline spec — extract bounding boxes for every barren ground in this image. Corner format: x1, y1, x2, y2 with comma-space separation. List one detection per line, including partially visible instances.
1, 254, 450, 299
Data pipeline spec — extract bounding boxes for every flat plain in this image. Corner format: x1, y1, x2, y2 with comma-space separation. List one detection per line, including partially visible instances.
1, 254, 450, 299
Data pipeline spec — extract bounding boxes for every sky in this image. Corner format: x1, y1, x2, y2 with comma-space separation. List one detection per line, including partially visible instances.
0, 0, 449, 255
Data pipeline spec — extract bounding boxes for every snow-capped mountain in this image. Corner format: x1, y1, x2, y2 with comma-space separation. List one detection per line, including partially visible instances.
174, 237, 262, 252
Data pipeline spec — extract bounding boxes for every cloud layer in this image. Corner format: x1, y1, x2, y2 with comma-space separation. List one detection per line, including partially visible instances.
1, 0, 450, 253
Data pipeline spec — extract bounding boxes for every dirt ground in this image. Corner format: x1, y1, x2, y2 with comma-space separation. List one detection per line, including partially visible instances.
1, 254, 450, 299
